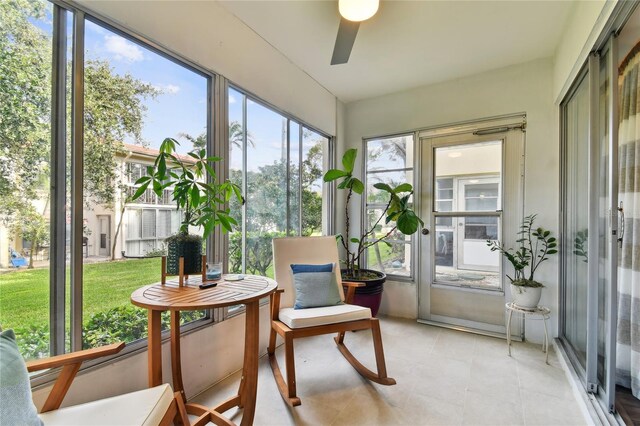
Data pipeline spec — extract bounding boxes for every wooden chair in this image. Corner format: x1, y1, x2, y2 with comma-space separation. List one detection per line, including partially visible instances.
268, 236, 396, 406
26, 342, 189, 425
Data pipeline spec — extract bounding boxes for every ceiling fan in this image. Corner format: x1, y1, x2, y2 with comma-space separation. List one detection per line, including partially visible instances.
331, 0, 379, 65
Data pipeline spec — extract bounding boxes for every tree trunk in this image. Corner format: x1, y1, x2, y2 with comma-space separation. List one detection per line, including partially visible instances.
111, 202, 126, 260
28, 242, 35, 269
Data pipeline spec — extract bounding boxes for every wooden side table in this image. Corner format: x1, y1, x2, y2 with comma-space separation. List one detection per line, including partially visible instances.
505, 302, 551, 364
131, 274, 277, 426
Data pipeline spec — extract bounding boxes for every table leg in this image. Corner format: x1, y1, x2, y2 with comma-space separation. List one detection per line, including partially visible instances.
239, 301, 260, 426
171, 310, 186, 403
148, 310, 162, 387
506, 308, 514, 357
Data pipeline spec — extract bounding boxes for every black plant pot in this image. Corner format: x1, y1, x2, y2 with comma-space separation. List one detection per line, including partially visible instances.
166, 237, 202, 275
341, 269, 386, 317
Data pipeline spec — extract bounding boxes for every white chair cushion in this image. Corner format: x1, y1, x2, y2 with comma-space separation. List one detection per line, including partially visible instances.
279, 304, 371, 329
38, 383, 173, 426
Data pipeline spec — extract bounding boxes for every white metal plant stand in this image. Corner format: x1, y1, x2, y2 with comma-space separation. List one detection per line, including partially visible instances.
505, 302, 551, 364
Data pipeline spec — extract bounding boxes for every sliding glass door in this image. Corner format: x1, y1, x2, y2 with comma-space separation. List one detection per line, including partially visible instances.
560, 38, 619, 414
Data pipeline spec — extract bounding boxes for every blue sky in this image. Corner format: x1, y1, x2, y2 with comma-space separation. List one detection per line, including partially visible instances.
85, 20, 207, 155
31, 5, 324, 172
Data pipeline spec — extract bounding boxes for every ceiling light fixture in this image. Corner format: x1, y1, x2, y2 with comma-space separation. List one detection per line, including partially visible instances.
448, 152, 462, 158
339, 0, 379, 22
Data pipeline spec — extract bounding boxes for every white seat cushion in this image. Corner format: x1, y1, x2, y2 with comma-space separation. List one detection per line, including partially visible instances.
279, 304, 371, 329
38, 383, 173, 426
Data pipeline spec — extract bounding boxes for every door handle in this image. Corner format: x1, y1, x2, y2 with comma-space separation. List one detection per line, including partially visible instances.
618, 201, 624, 247
421, 228, 430, 235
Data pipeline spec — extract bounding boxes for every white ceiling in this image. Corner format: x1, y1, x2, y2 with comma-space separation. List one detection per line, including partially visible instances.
219, 0, 575, 103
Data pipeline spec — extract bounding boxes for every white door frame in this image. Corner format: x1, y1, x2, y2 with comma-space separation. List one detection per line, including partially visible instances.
417, 114, 525, 336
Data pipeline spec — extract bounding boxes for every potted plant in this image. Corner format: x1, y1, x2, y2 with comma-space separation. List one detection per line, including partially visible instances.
323, 148, 423, 316
487, 214, 557, 309
131, 137, 243, 276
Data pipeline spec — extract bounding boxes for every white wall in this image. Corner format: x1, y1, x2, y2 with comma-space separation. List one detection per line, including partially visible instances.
76, 0, 337, 137
553, 0, 615, 103
343, 58, 557, 343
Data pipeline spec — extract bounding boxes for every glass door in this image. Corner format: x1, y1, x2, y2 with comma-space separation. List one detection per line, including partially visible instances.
560, 70, 590, 371
418, 118, 525, 335
560, 38, 619, 414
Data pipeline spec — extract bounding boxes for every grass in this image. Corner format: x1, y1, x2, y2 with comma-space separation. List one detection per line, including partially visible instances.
0, 258, 160, 331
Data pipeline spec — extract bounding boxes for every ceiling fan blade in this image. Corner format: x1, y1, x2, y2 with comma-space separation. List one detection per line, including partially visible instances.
331, 18, 360, 65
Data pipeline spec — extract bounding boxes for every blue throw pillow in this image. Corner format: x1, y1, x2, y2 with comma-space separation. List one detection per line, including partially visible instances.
290, 264, 342, 309
0, 330, 42, 426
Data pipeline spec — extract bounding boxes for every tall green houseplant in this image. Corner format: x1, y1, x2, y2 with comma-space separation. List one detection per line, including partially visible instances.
323, 148, 423, 279
131, 137, 243, 274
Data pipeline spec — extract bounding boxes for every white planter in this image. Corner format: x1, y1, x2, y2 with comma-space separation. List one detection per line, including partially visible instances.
510, 284, 542, 309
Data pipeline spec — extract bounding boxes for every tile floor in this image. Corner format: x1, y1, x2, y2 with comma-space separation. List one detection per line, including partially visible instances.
190, 317, 591, 425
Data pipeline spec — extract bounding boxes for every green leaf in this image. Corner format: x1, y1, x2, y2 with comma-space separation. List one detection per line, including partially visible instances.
337, 177, 351, 190
152, 179, 163, 196
131, 182, 150, 200
396, 210, 419, 235
217, 213, 232, 232
350, 238, 360, 243
342, 148, 358, 173
350, 178, 364, 194
373, 182, 393, 193
134, 176, 150, 185
547, 249, 558, 254
323, 169, 348, 182
394, 183, 412, 193
190, 186, 200, 207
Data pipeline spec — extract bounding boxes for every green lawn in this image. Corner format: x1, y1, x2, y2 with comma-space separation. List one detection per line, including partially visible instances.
0, 258, 160, 331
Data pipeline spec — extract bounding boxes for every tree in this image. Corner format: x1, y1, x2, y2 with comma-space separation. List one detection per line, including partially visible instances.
10, 204, 49, 269
179, 121, 255, 151
0, 1, 160, 261
0, 0, 51, 221
83, 59, 159, 208
227, 139, 325, 274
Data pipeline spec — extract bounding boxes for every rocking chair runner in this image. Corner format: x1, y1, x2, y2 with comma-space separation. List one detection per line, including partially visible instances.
268, 236, 396, 406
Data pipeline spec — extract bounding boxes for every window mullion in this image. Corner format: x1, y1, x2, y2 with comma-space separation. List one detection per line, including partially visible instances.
70, 11, 85, 352
241, 94, 247, 274
286, 119, 291, 236
50, 5, 68, 356
298, 125, 303, 236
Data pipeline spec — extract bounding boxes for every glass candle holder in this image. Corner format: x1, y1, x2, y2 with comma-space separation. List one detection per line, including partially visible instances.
206, 262, 223, 280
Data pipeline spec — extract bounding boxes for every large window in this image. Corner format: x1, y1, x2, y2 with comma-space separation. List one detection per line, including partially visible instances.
228, 88, 330, 278
364, 135, 414, 277
0, 0, 211, 360
0, 0, 58, 359
0, 0, 333, 363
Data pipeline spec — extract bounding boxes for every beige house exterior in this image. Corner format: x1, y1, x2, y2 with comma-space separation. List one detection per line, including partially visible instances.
0, 143, 190, 268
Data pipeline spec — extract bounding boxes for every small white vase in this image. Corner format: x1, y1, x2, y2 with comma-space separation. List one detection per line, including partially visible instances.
510, 284, 542, 309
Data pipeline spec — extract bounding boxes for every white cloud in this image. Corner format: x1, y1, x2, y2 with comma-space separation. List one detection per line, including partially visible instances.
104, 34, 144, 62
152, 83, 181, 95
163, 84, 181, 95
229, 94, 237, 104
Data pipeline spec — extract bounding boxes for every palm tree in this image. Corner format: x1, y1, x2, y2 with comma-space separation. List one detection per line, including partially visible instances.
179, 120, 254, 150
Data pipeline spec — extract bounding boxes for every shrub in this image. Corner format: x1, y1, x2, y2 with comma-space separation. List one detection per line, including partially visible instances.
14, 306, 206, 358
229, 231, 286, 276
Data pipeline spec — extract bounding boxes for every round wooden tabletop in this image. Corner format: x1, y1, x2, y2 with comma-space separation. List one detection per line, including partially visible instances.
131, 274, 278, 311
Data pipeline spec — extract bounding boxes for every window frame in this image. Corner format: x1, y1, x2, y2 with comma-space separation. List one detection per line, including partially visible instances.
21, 0, 336, 385
362, 133, 417, 282
226, 84, 334, 276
